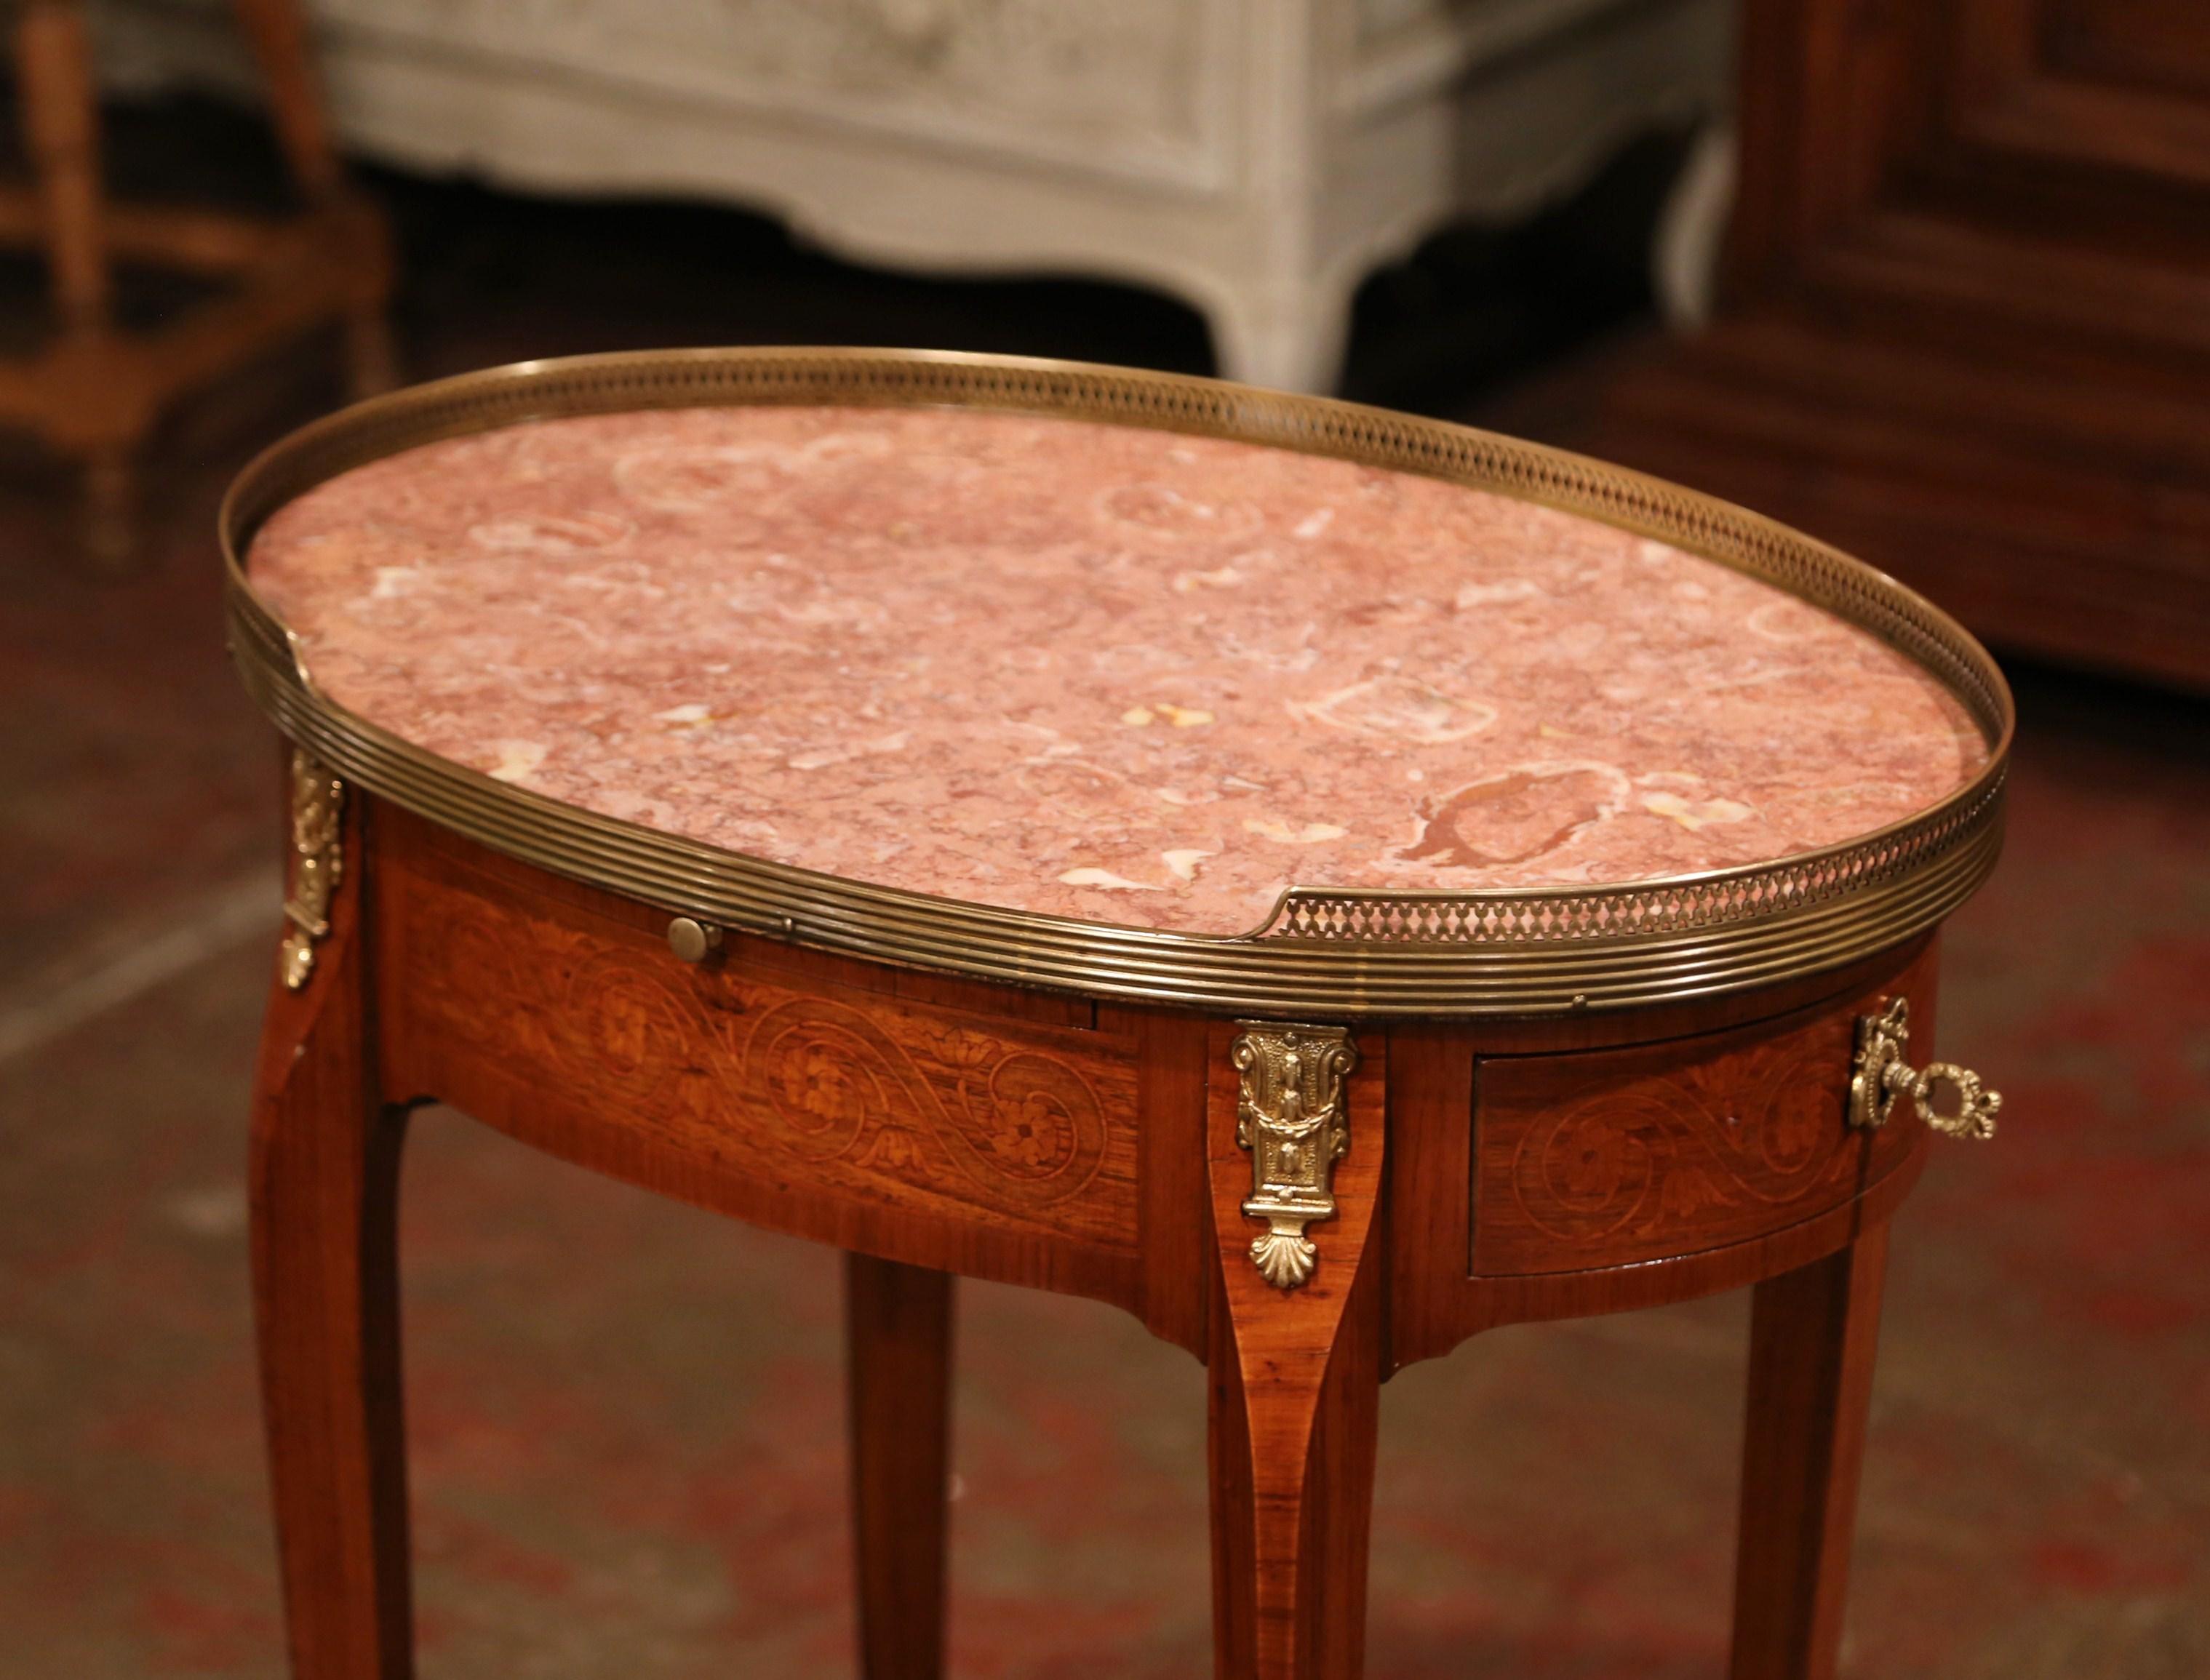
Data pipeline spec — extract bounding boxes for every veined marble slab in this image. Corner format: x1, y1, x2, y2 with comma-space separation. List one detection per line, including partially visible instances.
250, 406, 1984, 936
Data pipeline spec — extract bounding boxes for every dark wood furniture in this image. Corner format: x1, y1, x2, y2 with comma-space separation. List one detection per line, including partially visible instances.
224, 351, 2012, 1680
1488, 0, 2210, 691
4, 0, 392, 561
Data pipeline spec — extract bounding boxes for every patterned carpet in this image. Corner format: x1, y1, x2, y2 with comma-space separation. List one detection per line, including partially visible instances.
1, 100, 2204, 1679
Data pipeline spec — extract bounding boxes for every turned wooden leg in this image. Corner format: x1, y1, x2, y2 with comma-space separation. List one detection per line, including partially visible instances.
845, 1252, 954, 1680
230, 0, 342, 200
17, 0, 111, 334
1206, 1024, 1385, 1680
1730, 1227, 1891, 1680
251, 783, 414, 1680
231, 0, 399, 403
18, 0, 143, 565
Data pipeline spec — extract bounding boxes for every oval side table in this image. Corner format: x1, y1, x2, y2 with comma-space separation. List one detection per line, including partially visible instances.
223, 349, 2011, 1680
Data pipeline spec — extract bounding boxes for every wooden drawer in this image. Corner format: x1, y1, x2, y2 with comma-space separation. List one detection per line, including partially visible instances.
376, 815, 1144, 1257
1469, 956, 1934, 1277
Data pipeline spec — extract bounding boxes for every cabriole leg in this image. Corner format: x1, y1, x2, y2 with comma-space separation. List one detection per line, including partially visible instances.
250, 775, 414, 1679
1206, 1023, 1384, 1679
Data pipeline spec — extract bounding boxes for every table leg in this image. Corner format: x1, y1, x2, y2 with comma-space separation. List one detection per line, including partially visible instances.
16, 1, 111, 339
1730, 1226, 1891, 1680
1205, 1027, 1385, 1680
229, 0, 342, 201
17, 0, 143, 566
846, 1252, 954, 1680
1207, 1257, 1381, 1680
249, 838, 414, 1679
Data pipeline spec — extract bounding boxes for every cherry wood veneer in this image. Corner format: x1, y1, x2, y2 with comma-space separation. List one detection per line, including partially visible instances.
250, 793, 1956, 1679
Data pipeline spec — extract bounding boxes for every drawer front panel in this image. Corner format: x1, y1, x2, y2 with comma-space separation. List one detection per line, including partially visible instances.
386, 844, 1143, 1255
1472, 964, 1931, 1276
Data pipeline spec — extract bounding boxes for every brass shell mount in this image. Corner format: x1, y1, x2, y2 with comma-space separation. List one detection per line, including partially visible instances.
667, 916, 724, 964
1849, 997, 2001, 1140
1232, 1022, 1360, 1289
279, 748, 346, 991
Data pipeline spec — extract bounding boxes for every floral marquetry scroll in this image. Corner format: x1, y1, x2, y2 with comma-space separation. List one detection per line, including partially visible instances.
388, 855, 1141, 1252
747, 999, 1114, 1199
1470, 985, 1927, 1276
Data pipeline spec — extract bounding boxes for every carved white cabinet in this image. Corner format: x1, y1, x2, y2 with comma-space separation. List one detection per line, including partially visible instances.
100, 0, 1730, 390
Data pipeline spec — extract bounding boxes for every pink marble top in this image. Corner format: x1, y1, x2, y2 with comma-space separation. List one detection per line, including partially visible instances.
248, 405, 1986, 936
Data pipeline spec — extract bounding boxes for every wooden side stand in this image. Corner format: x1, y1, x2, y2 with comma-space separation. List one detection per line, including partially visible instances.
220, 345, 2012, 1680
2, 0, 393, 562
245, 789, 2000, 1679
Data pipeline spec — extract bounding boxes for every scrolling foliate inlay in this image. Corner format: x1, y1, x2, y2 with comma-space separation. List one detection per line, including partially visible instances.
394, 871, 1142, 1249
1232, 1022, 1359, 1289
279, 748, 345, 990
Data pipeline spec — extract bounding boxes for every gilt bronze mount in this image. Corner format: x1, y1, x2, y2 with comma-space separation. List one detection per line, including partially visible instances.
1232, 1021, 1360, 1289
278, 748, 345, 991
1849, 996, 2001, 1140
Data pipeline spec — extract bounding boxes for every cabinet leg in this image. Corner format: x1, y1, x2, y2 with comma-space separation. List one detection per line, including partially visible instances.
845, 1252, 954, 1680
1206, 275, 1355, 396
1205, 1025, 1384, 1679
250, 793, 414, 1679
1730, 1228, 1891, 1680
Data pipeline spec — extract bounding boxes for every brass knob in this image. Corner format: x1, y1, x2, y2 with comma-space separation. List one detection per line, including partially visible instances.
666, 916, 723, 964
1848, 998, 2000, 1140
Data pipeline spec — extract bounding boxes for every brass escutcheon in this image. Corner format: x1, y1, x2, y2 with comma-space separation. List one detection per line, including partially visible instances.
1848, 997, 2001, 1140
